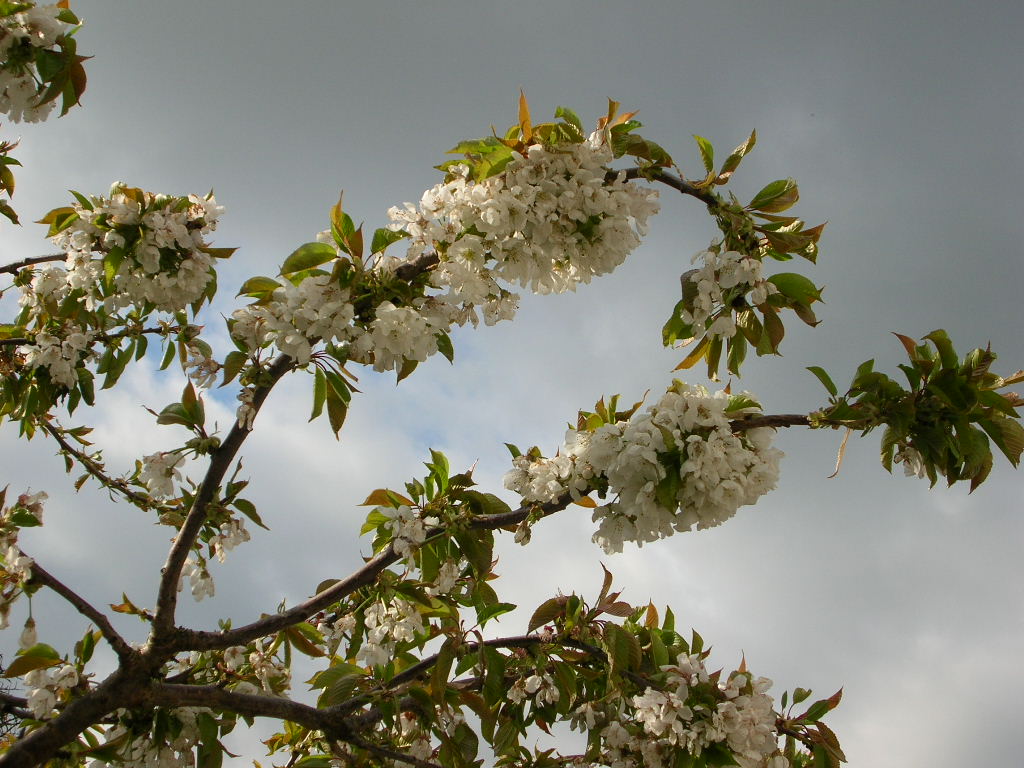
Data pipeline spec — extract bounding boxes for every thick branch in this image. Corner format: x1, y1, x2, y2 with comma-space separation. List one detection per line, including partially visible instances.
152, 354, 295, 638
27, 560, 134, 661
0, 691, 29, 722
392, 252, 439, 282
0, 254, 65, 276
0, 667, 144, 768
149, 683, 350, 738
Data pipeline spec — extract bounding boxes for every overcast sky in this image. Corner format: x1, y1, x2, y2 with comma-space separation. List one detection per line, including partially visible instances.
2, 1, 1023, 765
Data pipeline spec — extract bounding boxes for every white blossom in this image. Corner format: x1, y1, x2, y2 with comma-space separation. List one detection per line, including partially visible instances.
139, 452, 185, 499
505, 383, 783, 553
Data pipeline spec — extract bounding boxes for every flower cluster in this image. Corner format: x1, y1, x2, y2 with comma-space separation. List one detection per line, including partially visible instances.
505, 383, 782, 554
15, 324, 94, 388
379, 504, 427, 559
23, 663, 78, 720
315, 612, 357, 654
893, 443, 927, 479
180, 556, 214, 601
230, 273, 357, 366
680, 248, 778, 340
90, 707, 210, 768
397, 711, 434, 764
507, 672, 560, 707
0, 3, 71, 123
0, 490, 46, 629
242, 639, 292, 695
390, 135, 659, 300
593, 653, 785, 768
355, 598, 425, 667
209, 517, 250, 563
230, 133, 657, 380
14, 185, 225, 391
45, 183, 224, 314
139, 451, 185, 499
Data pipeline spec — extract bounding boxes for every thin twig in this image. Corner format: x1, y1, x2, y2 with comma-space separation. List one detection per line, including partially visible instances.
175, 496, 571, 652
0, 254, 65, 276
730, 414, 811, 431
615, 167, 720, 207
27, 560, 134, 661
40, 420, 156, 510
0, 324, 186, 348
345, 733, 442, 768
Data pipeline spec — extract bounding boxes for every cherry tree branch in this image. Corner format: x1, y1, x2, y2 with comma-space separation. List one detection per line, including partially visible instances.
0, 254, 65, 276
731, 413, 812, 430
616, 167, 721, 207
384, 167, 719, 288
0, 667, 145, 768
0, 692, 29, 721
152, 353, 295, 638
40, 420, 157, 510
27, 559, 134, 661
0, 324, 186, 348
149, 683, 351, 739
175, 495, 572, 652
333, 633, 632, 719
344, 734, 442, 768
175, 412, 815, 651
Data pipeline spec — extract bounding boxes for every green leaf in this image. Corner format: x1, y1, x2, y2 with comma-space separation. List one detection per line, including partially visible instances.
396, 357, 418, 383
310, 367, 326, 422
768, 272, 822, 305
717, 129, 757, 180
726, 333, 747, 375
749, 178, 799, 213
554, 105, 584, 136
436, 332, 455, 364
978, 416, 1024, 467
799, 688, 843, 722
673, 335, 710, 371
458, 490, 511, 517
603, 623, 642, 673
324, 377, 349, 437
220, 351, 247, 387
233, 498, 269, 530
528, 596, 568, 632
807, 366, 839, 397
924, 329, 958, 369
4, 644, 62, 677
662, 299, 695, 347
370, 227, 410, 255
281, 242, 336, 277
156, 403, 194, 428
36, 206, 79, 237
693, 135, 714, 173
75, 629, 99, 665
476, 602, 516, 627
237, 276, 281, 299
430, 639, 456, 703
